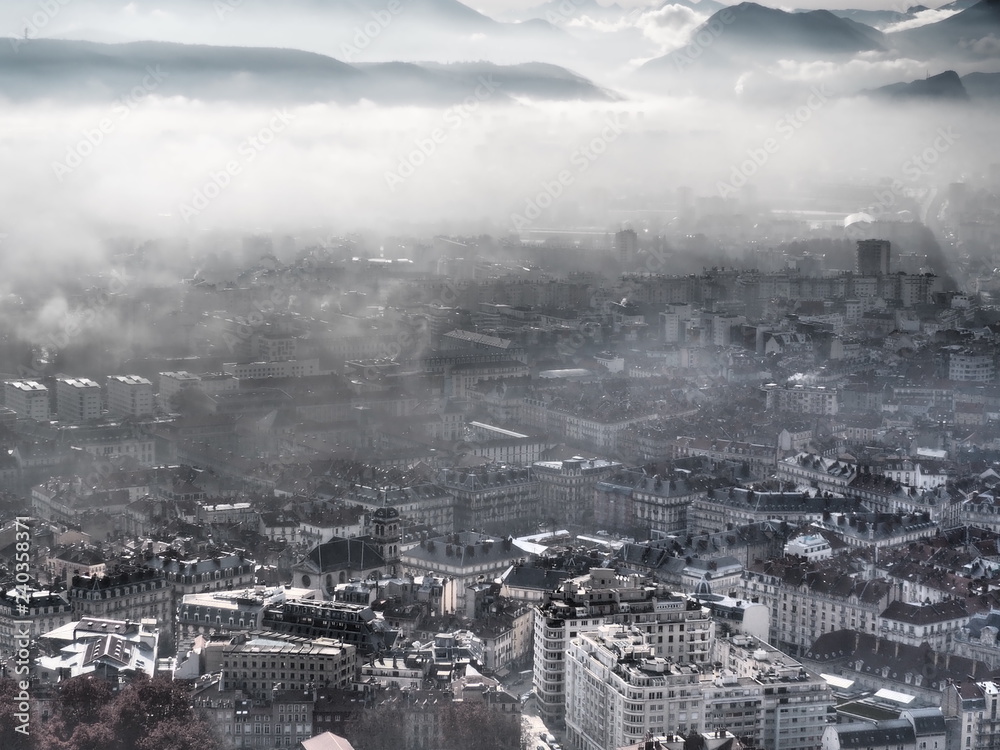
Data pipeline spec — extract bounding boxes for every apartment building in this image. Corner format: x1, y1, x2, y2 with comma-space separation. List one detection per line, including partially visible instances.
55, 377, 102, 422
106, 374, 154, 417
5, 380, 50, 420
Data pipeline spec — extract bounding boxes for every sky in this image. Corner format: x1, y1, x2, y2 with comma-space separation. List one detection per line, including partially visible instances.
469, 0, 956, 13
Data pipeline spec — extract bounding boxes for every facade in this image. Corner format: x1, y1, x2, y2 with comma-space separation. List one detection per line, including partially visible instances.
741, 557, 897, 655
857, 239, 891, 276
565, 627, 832, 750
144, 551, 257, 598
711, 635, 834, 750
47, 545, 107, 585
55, 377, 102, 422
0, 587, 74, 658
193, 675, 316, 750
204, 632, 357, 700
400, 531, 523, 615
36, 617, 159, 685
5, 380, 50, 420
225, 359, 320, 379
106, 375, 154, 417
534, 570, 713, 728
436, 465, 538, 535
261, 599, 395, 654
533, 457, 622, 527
68, 568, 173, 648
949, 347, 996, 383
764, 383, 839, 415
176, 585, 315, 655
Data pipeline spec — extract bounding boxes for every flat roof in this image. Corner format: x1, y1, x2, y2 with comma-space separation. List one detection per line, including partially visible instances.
874, 688, 916, 704
821, 673, 855, 689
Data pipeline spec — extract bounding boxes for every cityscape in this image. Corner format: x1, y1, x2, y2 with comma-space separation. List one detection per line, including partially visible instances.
0, 0, 999, 749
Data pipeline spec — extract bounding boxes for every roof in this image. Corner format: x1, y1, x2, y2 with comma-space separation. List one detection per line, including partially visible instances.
301, 732, 356, 750
303, 538, 386, 573
905, 707, 947, 734
833, 720, 914, 749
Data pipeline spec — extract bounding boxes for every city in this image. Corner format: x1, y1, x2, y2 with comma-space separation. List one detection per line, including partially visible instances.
0, 0, 999, 748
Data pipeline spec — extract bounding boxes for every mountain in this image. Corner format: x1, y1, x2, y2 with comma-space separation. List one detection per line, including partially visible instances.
639, 2, 884, 74
0, 39, 617, 105
866, 70, 970, 100
961, 71, 1000, 97
895, 0, 1000, 54
0, 0, 575, 67
827, 7, 918, 28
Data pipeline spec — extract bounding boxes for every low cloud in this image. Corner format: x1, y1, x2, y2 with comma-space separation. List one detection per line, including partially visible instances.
883, 8, 961, 34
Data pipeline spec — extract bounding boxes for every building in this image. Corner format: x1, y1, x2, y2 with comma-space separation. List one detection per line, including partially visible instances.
68, 568, 173, 650
106, 375, 154, 417
820, 710, 946, 750
712, 634, 834, 750
143, 551, 257, 600
400, 532, 524, 615
192, 674, 316, 750
35, 617, 159, 686
741, 556, 897, 655
564, 625, 832, 750
4, 380, 50, 420
204, 631, 357, 700
949, 347, 996, 383
857, 239, 891, 276
764, 383, 839, 416
47, 544, 107, 585
158, 371, 202, 408
261, 599, 396, 654
616, 228, 638, 263
943, 679, 1000, 750
565, 625, 705, 750
55, 377, 102, 422
436, 465, 538, 535
0, 587, 74, 658
533, 457, 622, 527
534, 570, 713, 728
176, 585, 315, 655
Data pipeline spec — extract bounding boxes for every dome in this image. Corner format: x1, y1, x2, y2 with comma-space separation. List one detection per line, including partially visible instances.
843, 212, 874, 228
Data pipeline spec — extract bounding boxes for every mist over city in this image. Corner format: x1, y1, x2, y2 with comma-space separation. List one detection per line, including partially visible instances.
0, 1, 998, 750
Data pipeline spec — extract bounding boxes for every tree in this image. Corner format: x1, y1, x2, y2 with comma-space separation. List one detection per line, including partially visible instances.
0, 678, 34, 750
344, 705, 407, 750
33, 676, 222, 750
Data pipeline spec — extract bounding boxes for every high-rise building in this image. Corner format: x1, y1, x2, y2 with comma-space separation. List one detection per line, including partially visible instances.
856, 239, 891, 276
616, 228, 638, 264
55, 377, 102, 422
534, 569, 713, 728
107, 374, 154, 417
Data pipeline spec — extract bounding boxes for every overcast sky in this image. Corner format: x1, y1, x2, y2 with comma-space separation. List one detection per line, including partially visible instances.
469, 0, 953, 14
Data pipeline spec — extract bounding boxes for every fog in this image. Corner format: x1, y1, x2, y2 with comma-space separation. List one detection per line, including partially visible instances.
0, 0, 995, 294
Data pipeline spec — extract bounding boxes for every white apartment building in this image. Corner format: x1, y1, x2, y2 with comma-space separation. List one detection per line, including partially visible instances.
107, 374, 154, 417
4, 380, 50, 420
55, 377, 102, 422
